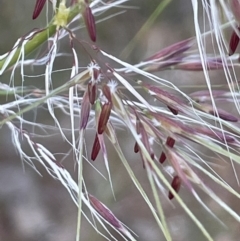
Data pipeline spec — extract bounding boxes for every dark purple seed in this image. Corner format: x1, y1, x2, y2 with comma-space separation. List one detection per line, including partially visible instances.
168, 175, 181, 200
229, 28, 240, 56
83, 6, 96, 42
134, 142, 139, 153
88, 82, 97, 105
166, 136, 175, 148
32, 0, 46, 19
167, 106, 178, 115
98, 102, 112, 134
91, 134, 100, 161
159, 152, 166, 164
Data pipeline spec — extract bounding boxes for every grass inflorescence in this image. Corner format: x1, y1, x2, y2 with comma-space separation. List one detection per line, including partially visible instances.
1, 0, 240, 240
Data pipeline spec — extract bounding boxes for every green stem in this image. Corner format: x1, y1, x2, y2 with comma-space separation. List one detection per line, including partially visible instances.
0, 4, 80, 72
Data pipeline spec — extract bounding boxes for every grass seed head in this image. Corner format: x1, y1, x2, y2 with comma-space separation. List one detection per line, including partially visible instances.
168, 175, 181, 200
98, 102, 112, 134
91, 133, 100, 161
83, 4, 96, 42
229, 27, 240, 55
32, 0, 47, 19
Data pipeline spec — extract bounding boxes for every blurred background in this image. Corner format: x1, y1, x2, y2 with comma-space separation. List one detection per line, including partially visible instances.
0, 1, 239, 241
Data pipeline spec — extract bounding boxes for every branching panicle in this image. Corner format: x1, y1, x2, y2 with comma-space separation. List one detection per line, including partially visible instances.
1, 0, 240, 240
